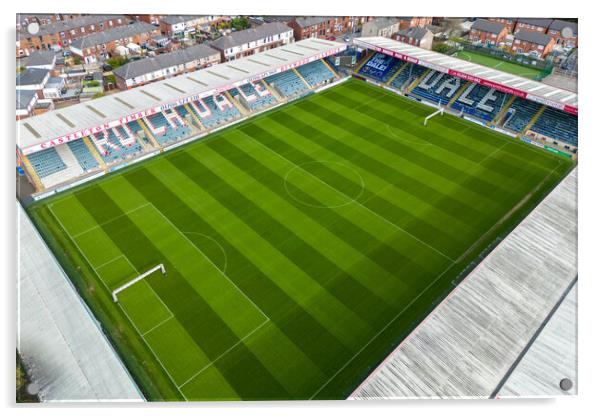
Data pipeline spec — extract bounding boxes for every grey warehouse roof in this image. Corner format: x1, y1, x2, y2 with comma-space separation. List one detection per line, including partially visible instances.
113, 44, 220, 80
471, 19, 507, 34
17, 38, 345, 152
71, 22, 158, 50
354, 37, 577, 111
210, 22, 292, 50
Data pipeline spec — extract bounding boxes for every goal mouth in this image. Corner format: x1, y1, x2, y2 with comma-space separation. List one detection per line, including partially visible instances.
112, 263, 166, 303
423, 107, 445, 126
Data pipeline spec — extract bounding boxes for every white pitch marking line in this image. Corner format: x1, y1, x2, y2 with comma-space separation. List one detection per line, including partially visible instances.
142, 315, 174, 337
47, 204, 189, 401
72, 202, 151, 238
309, 260, 457, 399
147, 202, 270, 321
93, 254, 126, 272
178, 317, 271, 389
245, 135, 456, 264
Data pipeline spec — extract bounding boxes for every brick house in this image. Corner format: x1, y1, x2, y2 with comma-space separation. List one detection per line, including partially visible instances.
512, 30, 555, 58
128, 14, 165, 25
398, 17, 433, 30
547, 19, 578, 48
159, 15, 222, 38
487, 18, 516, 33
209, 22, 293, 61
288, 16, 368, 40
468, 19, 508, 46
16, 15, 127, 57
113, 44, 220, 89
514, 18, 553, 34
361, 17, 400, 38
394, 27, 434, 49
69, 22, 161, 64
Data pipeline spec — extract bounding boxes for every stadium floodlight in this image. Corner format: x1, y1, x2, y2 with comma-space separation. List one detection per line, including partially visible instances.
423, 107, 445, 126
112, 263, 166, 303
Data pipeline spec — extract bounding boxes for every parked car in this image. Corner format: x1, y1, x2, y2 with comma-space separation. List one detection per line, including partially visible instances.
326, 36, 336, 41
102, 63, 113, 72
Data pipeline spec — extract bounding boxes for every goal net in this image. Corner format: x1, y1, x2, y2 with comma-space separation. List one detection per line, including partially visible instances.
112, 263, 167, 302
423, 107, 445, 126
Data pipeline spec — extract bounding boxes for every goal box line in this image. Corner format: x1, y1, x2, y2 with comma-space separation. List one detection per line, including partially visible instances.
112, 263, 167, 302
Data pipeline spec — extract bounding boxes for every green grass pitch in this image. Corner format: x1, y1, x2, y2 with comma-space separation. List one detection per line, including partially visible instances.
28, 79, 574, 401
455, 50, 543, 80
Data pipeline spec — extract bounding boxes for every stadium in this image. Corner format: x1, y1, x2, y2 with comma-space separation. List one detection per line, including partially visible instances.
17, 35, 577, 401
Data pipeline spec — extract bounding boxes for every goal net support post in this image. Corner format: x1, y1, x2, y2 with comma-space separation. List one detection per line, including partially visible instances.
424, 107, 444, 126
112, 263, 167, 303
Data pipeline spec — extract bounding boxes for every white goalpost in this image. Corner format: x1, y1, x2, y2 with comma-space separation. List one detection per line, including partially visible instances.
112, 263, 167, 303
423, 107, 445, 126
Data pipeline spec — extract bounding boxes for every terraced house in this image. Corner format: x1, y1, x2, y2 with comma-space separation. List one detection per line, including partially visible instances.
69, 22, 160, 64
209, 22, 293, 61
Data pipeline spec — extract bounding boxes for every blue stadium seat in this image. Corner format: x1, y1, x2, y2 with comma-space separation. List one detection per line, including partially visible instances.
296, 60, 335, 87
410, 70, 467, 106
93, 127, 143, 163
67, 140, 99, 171
358, 53, 404, 83
389, 63, 427, 90
265, 70, 309, 98
451, 84, 510, 122
27, 147, 66, 178
145, 111, 192, 145
502, 99, 542, 133
530, 107, 578, 146
191, 95, 241, 129
231, 83, 277, 111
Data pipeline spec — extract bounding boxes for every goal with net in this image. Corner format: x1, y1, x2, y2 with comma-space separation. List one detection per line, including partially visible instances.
423, 107, 445, 126
112, 263, 167, 302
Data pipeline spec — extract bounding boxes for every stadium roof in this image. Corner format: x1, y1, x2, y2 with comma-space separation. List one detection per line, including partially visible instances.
471, 19, 507, 35
354, 36, 577, 114
71, 22, 158, 50
113, 44, 220, 80
210, 22, 292, 50
514, 30, 553, 46
17, 38, 346, 154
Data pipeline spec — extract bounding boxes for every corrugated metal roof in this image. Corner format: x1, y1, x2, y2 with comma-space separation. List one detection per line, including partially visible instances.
353, 37, 578, 112
17, 38, 345, 152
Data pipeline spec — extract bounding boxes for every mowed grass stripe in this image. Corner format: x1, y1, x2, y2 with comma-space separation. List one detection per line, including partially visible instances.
207, 132, 446, 283
123, 165, 358, 379
73, 183, 289, 399
249, 114, 482, 246
338, 82, 561, 174
244, 116, 475, 259
168, 150, 396, 327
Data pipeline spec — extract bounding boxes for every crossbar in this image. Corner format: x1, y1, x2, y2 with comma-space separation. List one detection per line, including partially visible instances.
112, 263, 166, 302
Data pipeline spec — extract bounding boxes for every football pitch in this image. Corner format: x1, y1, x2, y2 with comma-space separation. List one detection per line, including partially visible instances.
29, 79, 574, 401
455, 50, 543, 80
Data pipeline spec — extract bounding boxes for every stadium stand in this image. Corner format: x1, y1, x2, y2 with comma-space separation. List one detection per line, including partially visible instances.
194, 95, 241, 129
502, 99, 542, 133
67, 140, 99, 171
451, 84, 511, 122
530, 107, 578, 146
410, 70, 467, 106
389, 62, 428, 90
27, 147, 66, 178
144, 111, 192, 145
230, 83, 277, 111
265, 70, 309, 98
93, 128, 143, 164
296, 60, 336, 87
358, 53, 404, 83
